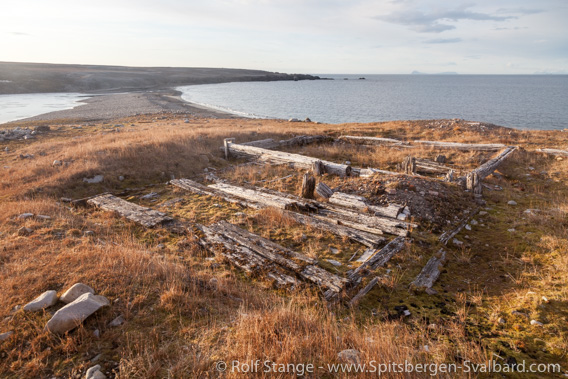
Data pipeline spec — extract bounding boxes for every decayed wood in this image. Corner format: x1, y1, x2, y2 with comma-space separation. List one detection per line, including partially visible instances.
348, 236, 406, 282
358, 167, 401, 178
415, 158, 452, 174
439, 208, 478, 245
210, 182, 304, 210
466, 171, 482, 195
413, 140, 506, 151
282, 210, 386, 248
200, 220, 347, 299
300, 173, 316, 199
87, 194, 172, 228
316, 182, 334, 199
312, 160, 324, 176
226, 141, 352, 177
402, 156, 417, 175
536, 148, 568, 157
279, 135, 330, 147
329, 192, 402, 219
435, 155, 446, 163
468, 146, 517, 180
171, 179, 264, 209
339, 135, 407, 146
349, 277, 379, 306
241, 138, 279, 149
410, 249, 446, 289
445, 169, 455, 182
224, 138, 235, 159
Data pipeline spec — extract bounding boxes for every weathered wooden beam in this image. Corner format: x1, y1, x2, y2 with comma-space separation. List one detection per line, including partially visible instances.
536, 148, 568, 157
402, 156, 417, 175
413, 140, 506, 151
240, 138, 279, 149
468, 146, 517, 180
316, 182, 333, 199
349, 277, 379, 306
415, 158, 452, 174
278, 135, 330, 147
466, 171, 482, 195
339, 135, 407, 146
410, 249, 446, 289
329, 192, 402, 219
348, 236, 406, 282
358, 167, 401, 178
226, 141, 352, 177
87, 194, 172, 228
300, 173, 316, 199
171, 179, 263, 209
209, 182, 306, 210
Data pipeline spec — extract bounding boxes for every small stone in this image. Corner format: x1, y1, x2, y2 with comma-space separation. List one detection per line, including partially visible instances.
83, 175, 104, 184
17, 227, 33, 236
108, 315, 125, 327
0, 331, 13, 342
140, 192, 158, 200
326, 259, 342, 267
508, 228, 516, 232
330, 248, 339, 255
156, 243, 165, 249
85, 364, 107, 379
452, 238, 463, 246
429, 190, 439, 196
60, 283, 95, 304
52, 160, 62, 166
542, 296, 549, 303
18, 213, 34, 219
386, 188, 396, 195
511, 310, 529, 318
465, 224, 472, 231
344, 160, 351, 165
46, 293, 109, 334
470, 219, 478, 225
498, 318, 506, 324
36, 215, 51, 220
84, 230, 95, 237
90, 353, 103, 363
93, 329, 100, 338
478, 211, 488, 216
338, 349, 360, 365
530, 320, 543, 326
24, 290, 58, 312
425, 288, 438, 295
118, 176, 125, 181
507, 200, 517, 206
288, 118, 300, 122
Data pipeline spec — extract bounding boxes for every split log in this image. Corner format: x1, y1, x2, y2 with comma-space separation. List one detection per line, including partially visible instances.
468, 146, 517, 180
171, 179, 264, 209
300, 173, 316, 199
536, 148, 568, 157
402, 156, 417, 175
465, 172, 482, 195
316, 182, 333, 199
225, 141, 352, 177
329, 192, 402, 219
241, 138, 279, 149
279, 135, 329, 147
87, 194, 172, 228
349, 277, 379, 306
348, 236, 406, 282
339, 135, 407, 146
410, 249, 446, 289
439, 208, 478, 245
415, 159, 452, 174
312, 160, 324, 176
210, 182, 305, 210
413, 140, 506, 151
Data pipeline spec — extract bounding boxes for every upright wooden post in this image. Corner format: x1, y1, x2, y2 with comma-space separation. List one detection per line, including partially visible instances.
300, 173, 316, 199
312, 160, 324, 176
402, 156, 416, 175
224, 138, 235, 159
466, 172, 482, 195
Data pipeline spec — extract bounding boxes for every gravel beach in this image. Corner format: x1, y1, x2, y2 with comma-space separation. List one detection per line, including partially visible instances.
20, 89, 237, 122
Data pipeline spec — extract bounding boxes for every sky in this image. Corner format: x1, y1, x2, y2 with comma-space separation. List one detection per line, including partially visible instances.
1, 0, 567, 74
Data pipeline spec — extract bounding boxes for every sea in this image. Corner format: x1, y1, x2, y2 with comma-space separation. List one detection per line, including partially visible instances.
178, 74, 568, 130
0, 92, 89, 124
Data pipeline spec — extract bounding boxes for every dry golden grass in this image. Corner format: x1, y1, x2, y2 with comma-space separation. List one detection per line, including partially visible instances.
1, 115, 568, 378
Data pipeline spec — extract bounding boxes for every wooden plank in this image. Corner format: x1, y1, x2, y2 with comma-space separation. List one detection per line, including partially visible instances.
468, 146, 517, 180
329, 192, 402, 219
339, 135, 407, 146
171, 178, 263, 209
316, 182, 333, 199
210, 182, 304, 210
348, 236, 406, 282
87, 194, 172, 228
241, 138, 279, 149
410, 249, 446, 289
536, 148, 568, 157
413, 140, 506, 151
349, 277, 379, 306
226, 141, 352, 177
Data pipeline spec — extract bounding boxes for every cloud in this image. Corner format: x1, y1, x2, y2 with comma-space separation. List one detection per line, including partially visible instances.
493, 26, 529, 31
374, 5, 516, 33
496, 8, 544, 15
423, 37, 462, 44
9, 32, 31, 36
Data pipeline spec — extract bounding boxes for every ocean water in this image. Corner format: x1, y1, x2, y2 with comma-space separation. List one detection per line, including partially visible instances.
0, 93, 89, 124
178, 75, 568, 130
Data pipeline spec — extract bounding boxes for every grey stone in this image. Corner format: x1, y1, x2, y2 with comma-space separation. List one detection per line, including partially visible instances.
118, 175, 125, 181
52, 160, 62, 166
93, 329, 100, 338
17, 227, 33, 236
0, 331, 13, 342
18, 213, 34, 219
60, 283, 95, 304
83, 175, 104, 184
46, 293, 109, 334
108, 315, 125, 327
326, 259, 342, 267
478, 211, 488, 216
140, 192, 158, 200
24, 290, 58, 312
452, 238, 463, 246
507, 200, 517, 206
36, 215, 51, 220
85, 365, 107, 379
530, 319, 544, 326
338, 349, 361, 365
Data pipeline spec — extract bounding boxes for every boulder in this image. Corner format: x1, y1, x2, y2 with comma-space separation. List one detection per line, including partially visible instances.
46, 293, 109, 334
60, 283, 95, 304
85, 364, 107, 379
24, 290, 58, 312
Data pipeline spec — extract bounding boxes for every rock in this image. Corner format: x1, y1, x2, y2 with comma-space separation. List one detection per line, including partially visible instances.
344, 161, 351, 165
18, 213, 34, 219
36, 215, 51, 220
452, 238, 463, 246
35, 125, 51, 132
90, 353, 103, 363
46, 293, 109, 334
507, 200, 517, 206
84, 230, 95, 237
465, 224, 472, 231
118, 175, 125, 181
288, 118, 300, 122
429, 190, 439, 196
530, 319, 543, 326
542, 296, 549, 303
498, 318, 506, 324
85, 364, 107, 379
83, 175, 104, 184
507, 228, 516, 233
326, 259, 342, 267
60, 283, 95, 304
93, 329, 100, 338
478, 211, 488, 216
209, 278, 219, 289
425, 288, 438, 295
140, 192, 158, 200
330, 248, 339, 255
338, 349, 361, 365
108, 315, 125, 327
470, 219, 478, 225
17, 227, 33, 236
0, 331, 13, 342
386, 188, 397, 195
304, 117, 312, 122
198, 154, 210, 164
24, 290, 58, 312
52, 160, 62, 166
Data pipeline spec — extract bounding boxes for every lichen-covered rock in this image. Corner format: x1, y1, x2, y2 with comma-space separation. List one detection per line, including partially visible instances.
23, 290, 58, 312
46, 293, 109, 334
